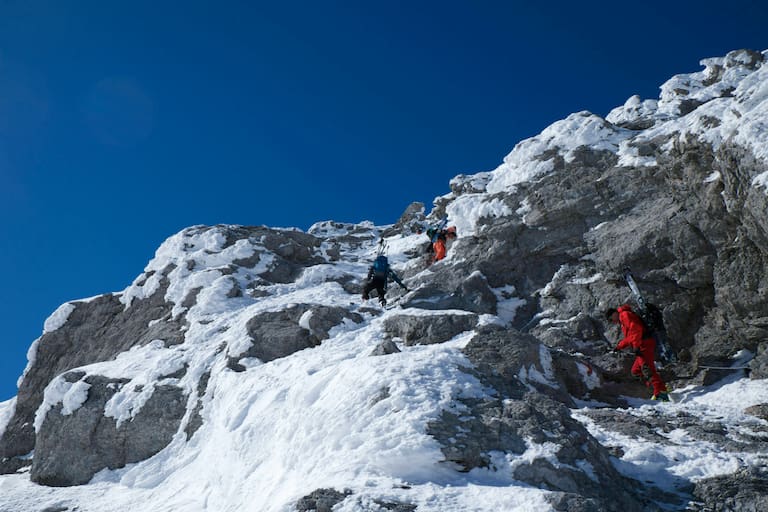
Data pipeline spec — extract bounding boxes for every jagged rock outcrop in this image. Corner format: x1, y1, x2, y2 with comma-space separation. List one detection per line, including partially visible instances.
436, 128, 768, 390
0, 279, 184, 463
691, 466, 768, 512
461, 328, 575, 404
402, 270, 498, 315
381, 201, 427, 238
294, 488, 416, 512
427, 328, 661, 511
228, 304, 363, 369
382, 311, 478, 346
31, 373, 187, 486
0, 224, 339, 476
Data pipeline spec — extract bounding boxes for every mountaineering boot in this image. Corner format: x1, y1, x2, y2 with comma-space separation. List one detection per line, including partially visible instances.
651, 392, 670, 402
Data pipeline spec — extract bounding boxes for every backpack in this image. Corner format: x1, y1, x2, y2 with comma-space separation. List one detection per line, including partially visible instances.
372, 255, 389, 278
638, 303, 665, 336
633, 303, 669, 360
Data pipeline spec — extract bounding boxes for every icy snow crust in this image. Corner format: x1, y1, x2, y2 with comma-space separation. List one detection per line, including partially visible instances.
3, 49, 768, 511
573, 376, 768, 493
43, 303, 77, 334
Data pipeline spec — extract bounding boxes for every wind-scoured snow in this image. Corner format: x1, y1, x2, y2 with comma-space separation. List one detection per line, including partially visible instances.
34, 338, 193, 431
613, 49, 768, 170
34, 377, 91, 431
444, 48, 768, 239
446, 195, 512, 237
43, 303, 77, 334
605, 95, 660, 127
485, 111, 632, 195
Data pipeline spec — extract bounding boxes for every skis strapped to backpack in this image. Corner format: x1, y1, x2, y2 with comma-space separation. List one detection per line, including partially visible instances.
624, 270, 677, 365
427, 218, 448, 243
623, 268, 677, 365
377, 237, 389, 256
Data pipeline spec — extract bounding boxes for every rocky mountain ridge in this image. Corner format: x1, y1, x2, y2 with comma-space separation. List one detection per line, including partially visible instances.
1, 48, 767, 511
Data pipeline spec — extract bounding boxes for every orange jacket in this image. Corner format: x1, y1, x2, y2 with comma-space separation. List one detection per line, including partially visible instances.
433, 238, 446, 261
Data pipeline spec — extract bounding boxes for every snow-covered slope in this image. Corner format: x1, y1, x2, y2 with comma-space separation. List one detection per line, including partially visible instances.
2, 48, 768, 512
0, 225, 561, 511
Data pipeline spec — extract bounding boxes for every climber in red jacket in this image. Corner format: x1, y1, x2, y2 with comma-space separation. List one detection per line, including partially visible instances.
605, 305, 669, 401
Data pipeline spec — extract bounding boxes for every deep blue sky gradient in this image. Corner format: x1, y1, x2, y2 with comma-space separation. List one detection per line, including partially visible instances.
1, 1, 766, 400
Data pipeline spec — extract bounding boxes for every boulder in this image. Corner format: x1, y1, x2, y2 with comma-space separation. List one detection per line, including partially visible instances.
461, 328, 573, 405
382, 312, 478, 346
370, 340, 401, 356
744, 403, 768, 422
31, 374, 187, 486
229, 304, 362, 368
403, 270, 498, 315
295, 488, 352, 512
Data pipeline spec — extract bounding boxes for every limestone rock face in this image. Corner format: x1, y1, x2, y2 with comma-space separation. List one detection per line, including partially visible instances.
428, 329, 652, 511
403, 270, 498, 315
457, 137, 768, 380
295, 488, 352, 512
31, 374, 187, 486
692, 466, 768, 512
0, 280, 184, 461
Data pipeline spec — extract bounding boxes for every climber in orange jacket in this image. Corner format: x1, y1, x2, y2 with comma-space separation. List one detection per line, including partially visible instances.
425, 223, 456, 263
605, 305, 669, 401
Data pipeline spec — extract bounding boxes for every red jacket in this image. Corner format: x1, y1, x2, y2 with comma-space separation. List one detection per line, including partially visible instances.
615, 305, 652, 351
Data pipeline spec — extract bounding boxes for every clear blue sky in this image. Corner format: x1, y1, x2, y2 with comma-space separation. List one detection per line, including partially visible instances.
1, 1, 766, 401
